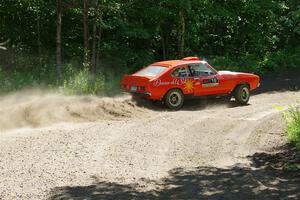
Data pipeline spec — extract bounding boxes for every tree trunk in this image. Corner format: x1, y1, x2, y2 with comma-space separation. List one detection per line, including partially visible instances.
91, 0, 100, 74
83, 0, 89, 66
161, 35, 166, 60
96, 18, 102, 74
37, 12, 42, 66
178, 10, 185, 58
160, 21, 168, 60
56, 0, 62, 81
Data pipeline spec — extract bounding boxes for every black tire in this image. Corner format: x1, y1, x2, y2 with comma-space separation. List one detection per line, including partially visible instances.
234, 84, 250, 105
164, 89, 184, 110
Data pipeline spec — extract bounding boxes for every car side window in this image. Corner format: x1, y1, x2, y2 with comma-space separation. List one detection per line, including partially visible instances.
189, 64, 215, 77
171, 66, 190, 78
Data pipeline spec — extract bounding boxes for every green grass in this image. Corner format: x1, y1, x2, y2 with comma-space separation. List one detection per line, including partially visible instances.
0, 65, 109, 96
62, 67, 105, 95
1, 46, 300, 95
285, 108, 300, 149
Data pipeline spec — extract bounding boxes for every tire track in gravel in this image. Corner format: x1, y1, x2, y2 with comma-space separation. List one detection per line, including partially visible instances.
0, 90, 299, 199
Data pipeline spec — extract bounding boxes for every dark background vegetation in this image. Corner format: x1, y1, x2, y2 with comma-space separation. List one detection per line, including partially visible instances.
0, 0, 300, 94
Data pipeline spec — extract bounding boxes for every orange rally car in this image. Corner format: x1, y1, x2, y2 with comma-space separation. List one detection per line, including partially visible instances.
121, 57, 260, 110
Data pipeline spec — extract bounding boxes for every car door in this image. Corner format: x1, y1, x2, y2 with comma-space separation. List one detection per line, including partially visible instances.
189, 63, 224, 96
170, 65, 194, 95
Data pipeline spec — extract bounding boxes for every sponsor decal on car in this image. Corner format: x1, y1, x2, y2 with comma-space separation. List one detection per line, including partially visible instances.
153, 78, 187, 87
153, 78, 194, 92
183, 79, 194, 92
202, 78, 219, 88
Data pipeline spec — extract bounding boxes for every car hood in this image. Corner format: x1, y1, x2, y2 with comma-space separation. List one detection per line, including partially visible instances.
218, 70, 251, 75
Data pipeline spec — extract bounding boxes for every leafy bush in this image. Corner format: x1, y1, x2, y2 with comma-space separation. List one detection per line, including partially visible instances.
62, 67, 105, 95
210, 47, 300, 75
285, 108, 300, 149
0, 64, 106, 95
210, 54, 260, 74
258, 47, 300, 72
0, 46, 300, 96
0, 67, 50, 93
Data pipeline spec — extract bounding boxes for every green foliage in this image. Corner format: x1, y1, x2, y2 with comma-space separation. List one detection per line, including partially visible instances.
285, 4, 300, 36
285, 108, 300, 149
62, 67, 105, 95
0, 63, 106, 95
0, 0, 300, 94
210, 54, 260, 73
211, 47, 300, 74
283, 163, 299, 172
0, 65, 55, 94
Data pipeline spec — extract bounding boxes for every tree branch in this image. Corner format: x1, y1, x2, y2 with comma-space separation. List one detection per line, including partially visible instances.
0, 39, 10, 46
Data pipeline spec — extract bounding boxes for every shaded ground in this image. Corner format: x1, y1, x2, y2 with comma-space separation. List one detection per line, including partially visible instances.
49, 146, 300, 200
1, 89, 298, 199
255, 69, 300, 94
1, 71, 300, 200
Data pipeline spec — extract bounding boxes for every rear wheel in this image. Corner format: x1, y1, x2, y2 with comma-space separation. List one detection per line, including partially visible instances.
165, 89, 184, 110
234, 84, 250, 105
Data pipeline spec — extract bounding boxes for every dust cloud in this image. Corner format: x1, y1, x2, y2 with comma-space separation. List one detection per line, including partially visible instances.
0, 89, 149, 132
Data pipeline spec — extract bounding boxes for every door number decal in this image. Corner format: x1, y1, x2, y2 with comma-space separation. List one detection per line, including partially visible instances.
202, 78, 219, 88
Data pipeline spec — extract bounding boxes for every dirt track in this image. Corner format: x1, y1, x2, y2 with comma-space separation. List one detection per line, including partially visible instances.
0, 87, 300, 199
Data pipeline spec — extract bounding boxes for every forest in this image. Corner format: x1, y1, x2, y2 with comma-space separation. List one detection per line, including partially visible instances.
0, 0, 300, 95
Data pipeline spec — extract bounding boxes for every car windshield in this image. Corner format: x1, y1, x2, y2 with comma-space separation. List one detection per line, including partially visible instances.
135, 66, 167, 77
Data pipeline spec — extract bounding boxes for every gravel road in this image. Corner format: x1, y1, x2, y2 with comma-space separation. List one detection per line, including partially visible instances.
0, 89, 300, 200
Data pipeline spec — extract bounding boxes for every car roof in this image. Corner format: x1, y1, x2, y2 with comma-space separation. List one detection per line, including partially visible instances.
152, 60, 207, 68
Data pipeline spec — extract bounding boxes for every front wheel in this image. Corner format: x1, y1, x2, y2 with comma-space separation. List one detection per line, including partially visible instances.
165, 89, 184, 110
234, 84, 250, 105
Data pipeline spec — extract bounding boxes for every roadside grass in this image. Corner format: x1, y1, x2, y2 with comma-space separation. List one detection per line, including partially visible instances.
0, 46, 300, 95
0, 64, 121, 96
285, 108, 300, 149
62, 67, 105, 95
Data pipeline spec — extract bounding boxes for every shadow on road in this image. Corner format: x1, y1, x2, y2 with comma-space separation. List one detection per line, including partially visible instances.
135, 95, 251, 111
48, 146, 300, 200
253, 70, 300, 95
